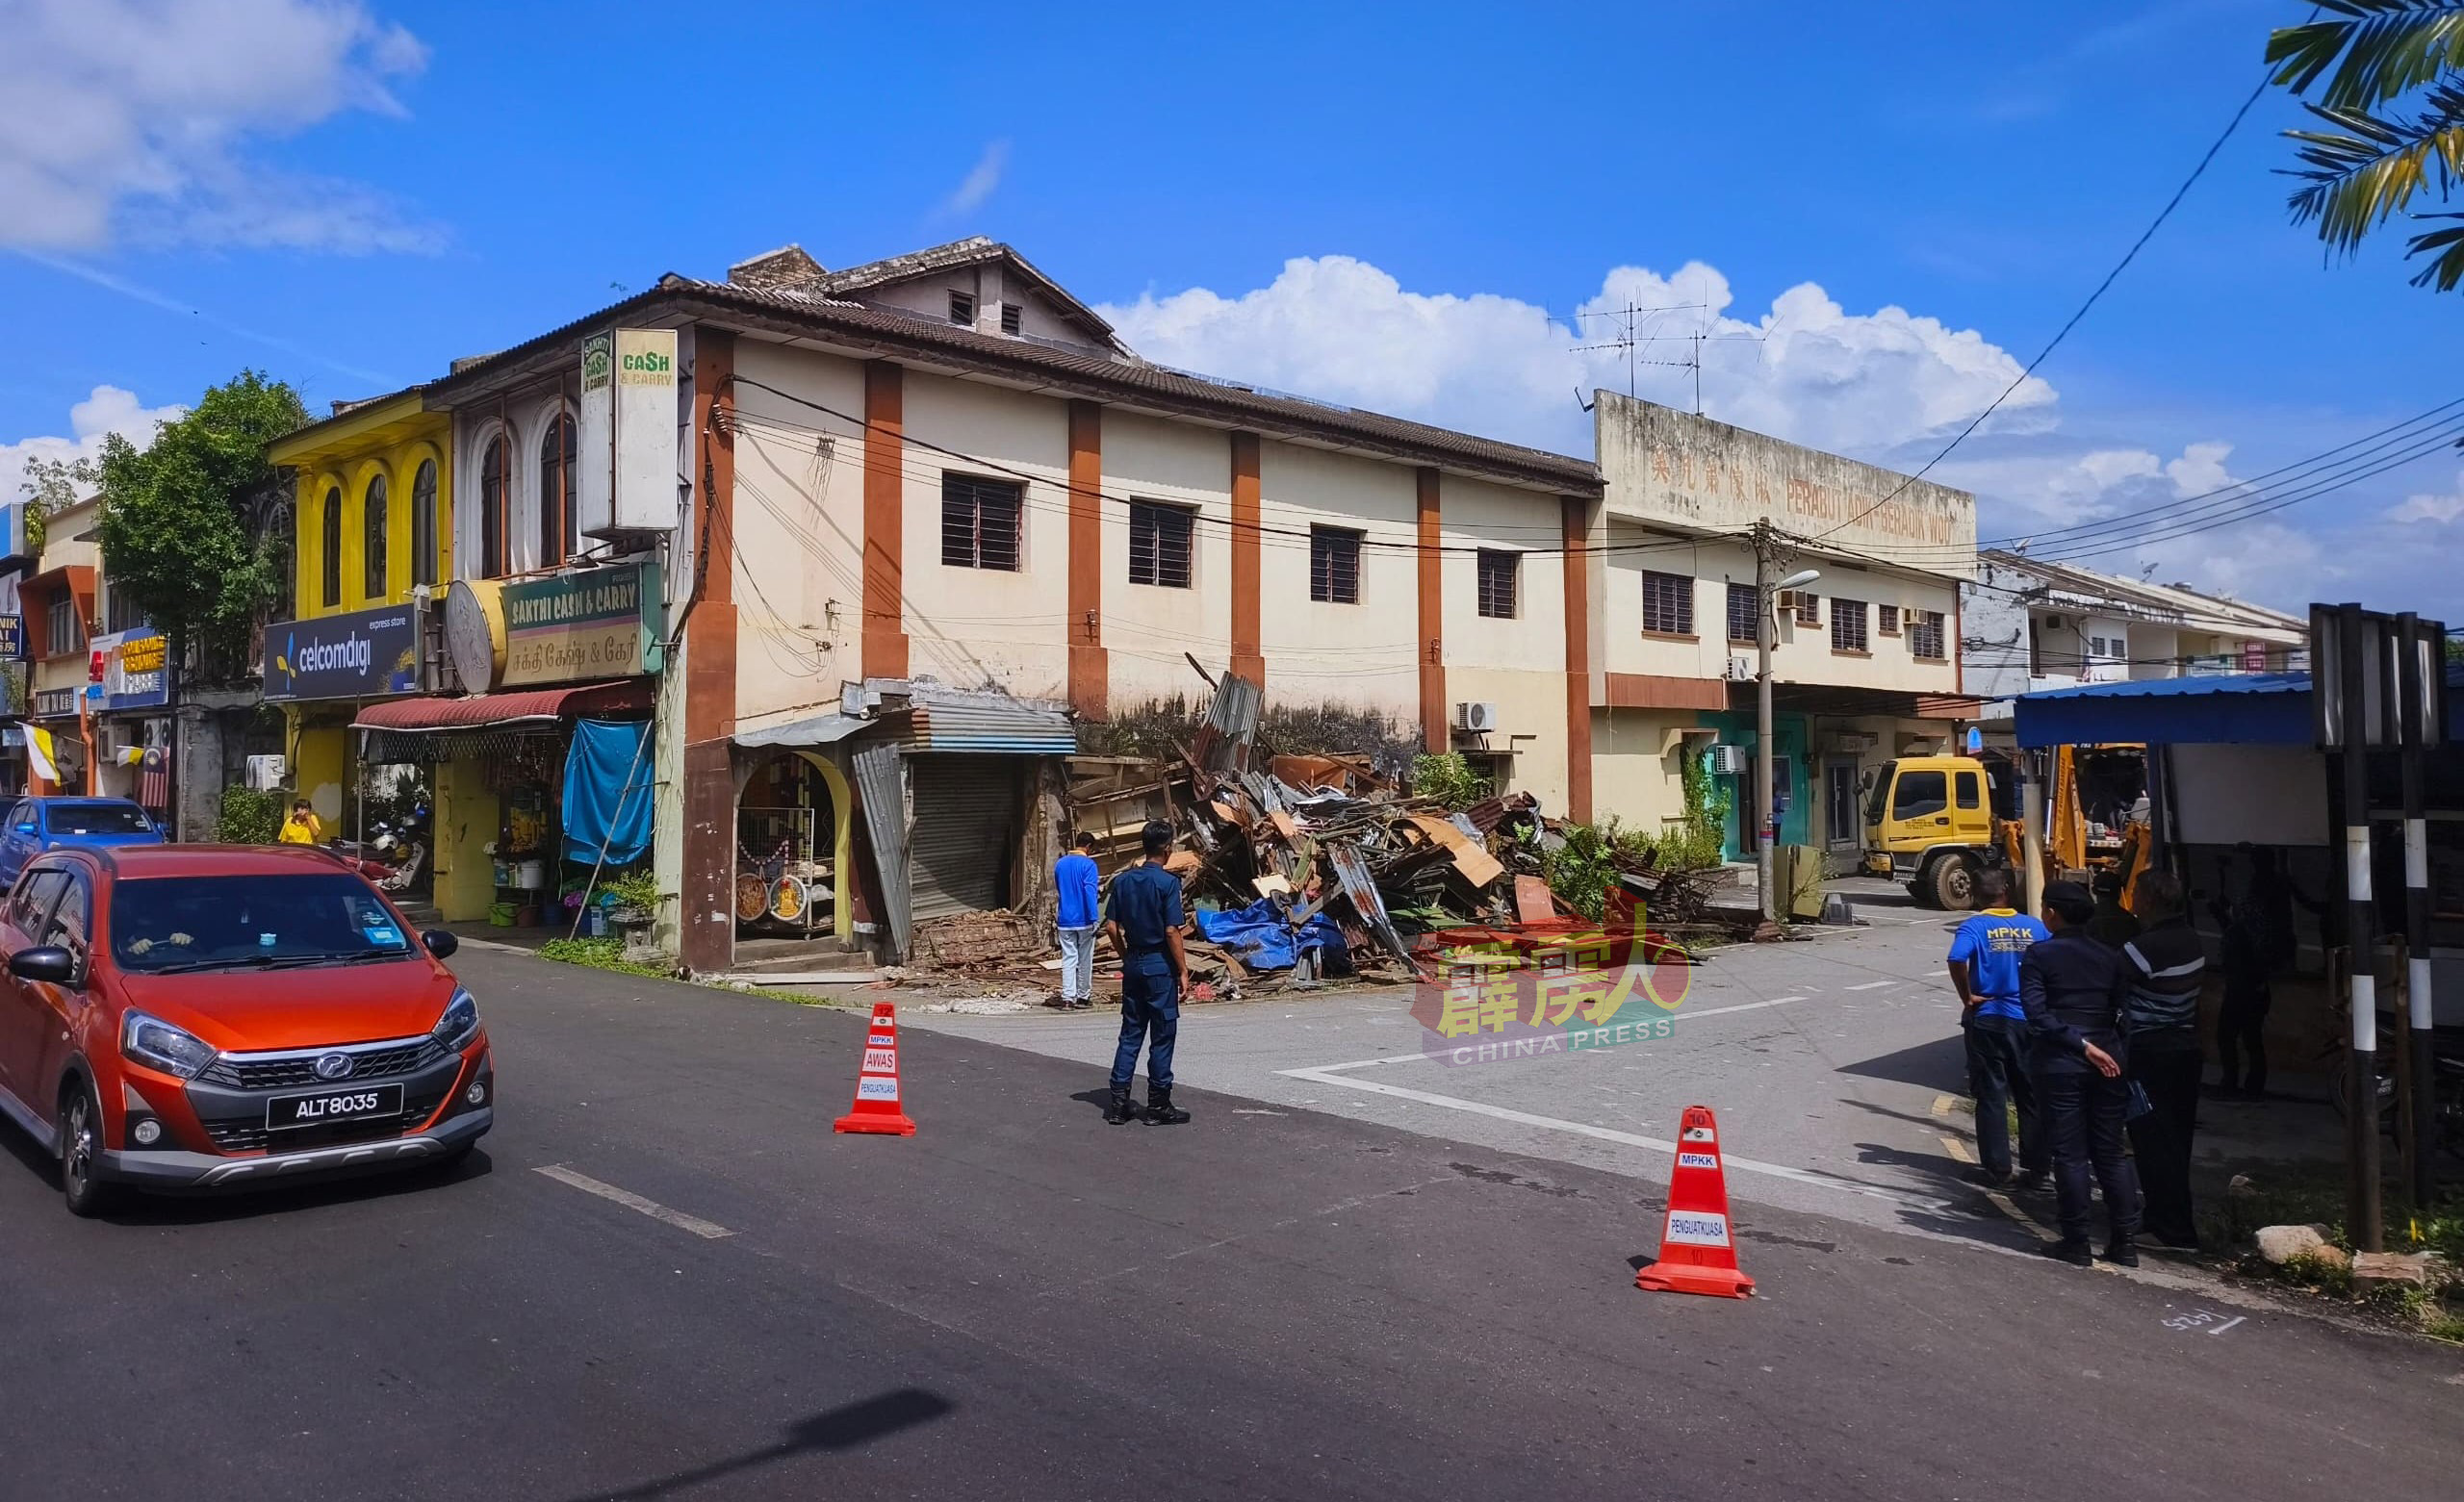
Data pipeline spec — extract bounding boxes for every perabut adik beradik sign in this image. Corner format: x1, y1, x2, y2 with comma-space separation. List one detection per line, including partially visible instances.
263, 605, 423, 702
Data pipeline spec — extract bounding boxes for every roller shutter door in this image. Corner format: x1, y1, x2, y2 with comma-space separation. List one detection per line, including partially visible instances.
908, 754, 1016, 919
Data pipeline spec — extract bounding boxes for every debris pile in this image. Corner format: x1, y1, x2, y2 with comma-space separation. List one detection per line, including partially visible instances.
1070, 670, 1739, 995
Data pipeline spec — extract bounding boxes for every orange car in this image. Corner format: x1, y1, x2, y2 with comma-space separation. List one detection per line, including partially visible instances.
0, 844, 493, 1215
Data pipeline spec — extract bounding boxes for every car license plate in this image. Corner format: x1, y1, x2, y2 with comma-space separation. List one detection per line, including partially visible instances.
266, 1083, 404, 1131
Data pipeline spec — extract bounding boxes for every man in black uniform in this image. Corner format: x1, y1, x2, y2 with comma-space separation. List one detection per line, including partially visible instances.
1102, 820, 1192, 1126
2020, 879, 2142, 1267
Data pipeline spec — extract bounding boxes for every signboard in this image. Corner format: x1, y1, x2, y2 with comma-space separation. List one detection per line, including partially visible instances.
0, 615, 20, 661
500, 561, 661, 687
578, 331, 614, 536
90, 628, 170, 709
263, 604, 423, 702
576, 326, 680, 538
444, 578, 506, 694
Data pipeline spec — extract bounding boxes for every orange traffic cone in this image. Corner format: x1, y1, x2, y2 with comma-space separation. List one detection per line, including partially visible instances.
834, 1000, 916, 1136
1634, 1105, 1754, 1298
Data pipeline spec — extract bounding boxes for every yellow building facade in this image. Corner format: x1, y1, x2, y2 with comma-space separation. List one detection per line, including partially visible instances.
267, 394, 495, 920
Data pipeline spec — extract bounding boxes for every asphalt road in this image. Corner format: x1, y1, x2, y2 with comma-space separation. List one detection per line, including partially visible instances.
1, 945, 2459, 1501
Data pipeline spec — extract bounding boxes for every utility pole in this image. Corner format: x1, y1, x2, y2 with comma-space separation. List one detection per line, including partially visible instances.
1755, 522, 1777, 925
1751, 521, 1817, 927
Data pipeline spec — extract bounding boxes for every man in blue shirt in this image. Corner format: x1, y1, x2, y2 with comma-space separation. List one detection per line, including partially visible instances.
1053, 831, 1102, 1010
1102, 819, 1191, 1126
1946, 869, 2050, 1191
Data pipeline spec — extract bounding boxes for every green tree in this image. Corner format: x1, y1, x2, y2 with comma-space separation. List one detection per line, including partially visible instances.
16, 453, 97, 553
2269, 2, 2464, 291
95, 370, 306, 676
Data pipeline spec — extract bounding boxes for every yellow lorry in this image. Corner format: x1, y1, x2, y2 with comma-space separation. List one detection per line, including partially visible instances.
1860, 754, 2010, 909
1861, 747, 2146, 911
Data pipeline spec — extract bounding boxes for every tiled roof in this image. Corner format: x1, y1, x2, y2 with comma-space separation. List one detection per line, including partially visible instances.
426, 276, 1604, 493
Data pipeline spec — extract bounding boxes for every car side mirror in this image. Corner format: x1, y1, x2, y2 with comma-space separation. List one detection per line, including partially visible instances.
10, 946, 77, 985
422, 929, 458, 958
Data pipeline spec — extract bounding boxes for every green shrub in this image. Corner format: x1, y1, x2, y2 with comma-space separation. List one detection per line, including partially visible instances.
1410, 751, 1491, 810
1539, 821, 1618, 922
538, 936, 669, 977
218, 785, 283, 845
598, 867, 662, 914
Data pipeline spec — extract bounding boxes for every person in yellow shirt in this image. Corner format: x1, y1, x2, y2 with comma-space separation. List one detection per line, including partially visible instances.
277, 800, 324, 846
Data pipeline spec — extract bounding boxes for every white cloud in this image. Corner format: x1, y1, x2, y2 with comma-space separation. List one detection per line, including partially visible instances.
0, 384, 185, 510
1097, 252, 2464, 618
936, 140, 1010, 218
0, 0, 437, 252
2387, 471, 2464, 524
1100, 254, 2053, 459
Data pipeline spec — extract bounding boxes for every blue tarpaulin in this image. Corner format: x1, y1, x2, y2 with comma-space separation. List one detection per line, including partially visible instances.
562, 719, 654, 866
1195, 899, 1349, 973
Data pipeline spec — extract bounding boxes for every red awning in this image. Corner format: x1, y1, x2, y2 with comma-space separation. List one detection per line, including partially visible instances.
349, 679, 653, 732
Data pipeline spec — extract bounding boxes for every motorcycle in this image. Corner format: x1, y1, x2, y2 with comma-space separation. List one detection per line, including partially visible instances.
2332, 1020, 2464, 1163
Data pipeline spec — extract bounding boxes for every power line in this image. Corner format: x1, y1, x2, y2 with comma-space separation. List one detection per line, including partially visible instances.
1803, 59, 2280, 547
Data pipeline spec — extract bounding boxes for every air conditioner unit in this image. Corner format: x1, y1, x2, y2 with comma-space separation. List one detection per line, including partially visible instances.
2042, 614, 2066, 631
1453, 700, 1499, 733
1724, 655, 1755, 682
245, 754, 287, 791
1705, 743, 1747, 777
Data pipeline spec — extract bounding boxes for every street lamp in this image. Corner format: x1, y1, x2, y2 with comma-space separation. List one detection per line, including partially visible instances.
1753, 524, 1820, 925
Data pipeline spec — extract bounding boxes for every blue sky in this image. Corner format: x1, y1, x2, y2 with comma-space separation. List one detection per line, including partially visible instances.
4, 0, 2458, 617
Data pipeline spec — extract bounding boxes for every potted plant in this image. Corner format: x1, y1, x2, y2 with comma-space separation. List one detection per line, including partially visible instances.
602, 869, 661, 927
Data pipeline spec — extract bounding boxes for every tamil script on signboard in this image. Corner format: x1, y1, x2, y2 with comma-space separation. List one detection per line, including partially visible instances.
501, 565, 652, 686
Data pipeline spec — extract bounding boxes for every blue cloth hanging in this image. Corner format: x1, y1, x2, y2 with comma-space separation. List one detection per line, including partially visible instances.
562, 719, 654, 866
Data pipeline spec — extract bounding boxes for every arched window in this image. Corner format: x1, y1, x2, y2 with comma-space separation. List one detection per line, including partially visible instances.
410, 458, 438, 588
480, 436, 506, 578
320, 485, 342, 608
363, 473, 389, 601
539, 411, 577, 566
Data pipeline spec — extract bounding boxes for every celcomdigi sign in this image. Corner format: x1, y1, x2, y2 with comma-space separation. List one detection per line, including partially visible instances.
263, 605, 423, 701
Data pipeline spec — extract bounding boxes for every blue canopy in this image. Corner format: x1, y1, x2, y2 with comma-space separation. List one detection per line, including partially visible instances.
2014, 673, 2314, 749
561, 719, 654, 866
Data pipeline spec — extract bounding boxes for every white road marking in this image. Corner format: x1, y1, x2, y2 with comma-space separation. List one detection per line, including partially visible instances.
1845, 980, 1896, 992
534, 1165, 734, 1239
2207, 1315, 2246, 1337
1277, 1064, 1958, 1214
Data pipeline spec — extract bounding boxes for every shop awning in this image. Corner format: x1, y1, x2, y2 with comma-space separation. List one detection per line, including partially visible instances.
734, 711, 870, 749
1724, 681, 1980, 721
349, 679, 653, 732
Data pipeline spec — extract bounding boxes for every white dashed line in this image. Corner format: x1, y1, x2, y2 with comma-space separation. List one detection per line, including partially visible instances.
534, 1164, 735, 1239
1845, 980, 1897, 992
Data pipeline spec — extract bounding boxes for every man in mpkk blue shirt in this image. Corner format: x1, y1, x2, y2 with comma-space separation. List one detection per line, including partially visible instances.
1102, 820, 1192, 1126
1053, 831, 1102, 1010
1946, 869, 2050, 1190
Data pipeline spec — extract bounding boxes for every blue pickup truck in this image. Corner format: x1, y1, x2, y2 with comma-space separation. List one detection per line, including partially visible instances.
0, 797, 166, 884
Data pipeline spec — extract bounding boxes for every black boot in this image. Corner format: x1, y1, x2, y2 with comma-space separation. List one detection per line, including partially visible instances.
1144, 1087, 1191, 1125
1103, 1086, 1136, 1125
2039, 1237, 2093, 1267
2101, 1236, 2141, 1268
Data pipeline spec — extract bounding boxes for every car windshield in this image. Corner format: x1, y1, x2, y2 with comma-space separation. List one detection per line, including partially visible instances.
48, 802, 153, 835
1863, 762, 1895, 827
110, 874, 415, 974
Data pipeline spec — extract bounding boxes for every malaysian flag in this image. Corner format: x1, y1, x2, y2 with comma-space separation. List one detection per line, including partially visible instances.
139, 747, 168, 812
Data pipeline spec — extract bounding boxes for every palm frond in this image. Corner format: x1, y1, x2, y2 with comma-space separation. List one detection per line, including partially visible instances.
2282, 86, 2464, 254
2400, 212, 2464, 286
2268, 0, 2464, 109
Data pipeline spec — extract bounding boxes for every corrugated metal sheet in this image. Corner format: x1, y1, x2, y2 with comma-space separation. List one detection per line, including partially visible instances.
909, 756, 1016, 920
852, 740, 911, 958
912, 699, 1075, 754
1191, 672, 1262, 773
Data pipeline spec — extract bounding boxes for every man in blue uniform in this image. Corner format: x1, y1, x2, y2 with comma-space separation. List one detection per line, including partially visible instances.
2021, 879, 2141, 1267
1102, 819, 1192, 1126
1945, 869, 2049, 1191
